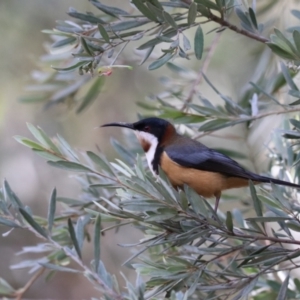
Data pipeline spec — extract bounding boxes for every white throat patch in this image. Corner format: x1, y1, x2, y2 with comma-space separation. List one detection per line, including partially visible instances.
135, 131, 158, 175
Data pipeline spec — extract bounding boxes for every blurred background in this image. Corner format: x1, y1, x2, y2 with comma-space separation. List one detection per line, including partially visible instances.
0, 0, 298, 298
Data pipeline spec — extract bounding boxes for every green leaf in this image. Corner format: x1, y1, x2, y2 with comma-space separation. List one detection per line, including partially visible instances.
90, 0, 129, 17
248, 7, 258, 30
47, 188, 56, 233
137, 31, 177, 50
249, 181, 263, 217
195, 0, 220, 11
286, 221, 300, 232
0, 278, 15, 295
182, 34, 191, 51
267, 43, 295, 60
276, 273, 289, 300
52, 37, 77, 48
225, 211, 233, 232
77, 77, 105, 113
110, 19, 149, 32
98, 24, 110, 43
68, 7, 105, 24
163, 11, 178, 29
131, 0, 158, 22
148, 52, 174, 70
4, 180, 24, 209
235, 8, 253, 32
13, 136, 46, 151
48, 161, 93, 172
68, 218, 81, 258
293, 30, 300, 54
75, 217, 85, 252
281, 62, 298, 91
33, 150, 62, 162
40, 262, 80, 273
26, 123, 61, 154
80, 37, 93, 56
188, 2, 197, 25
19, 208, 48, 239
94, 214, 101, 272
52, 61, 88, 72
290, 118, 300, 130
288, 89, 300, 98
0, 216, 21, 228
86, 151, 114, 175
194, 25, 204, 60
246, 216, 292, 222
274, 28, 297, 54
26, 123, 48, 147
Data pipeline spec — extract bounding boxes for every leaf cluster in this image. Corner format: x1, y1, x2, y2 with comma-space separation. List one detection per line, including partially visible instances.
0, 120, 300, 299
21, 0, 300, 112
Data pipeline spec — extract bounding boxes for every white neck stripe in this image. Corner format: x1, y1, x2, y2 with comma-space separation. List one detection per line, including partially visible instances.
135, 131, 158, 175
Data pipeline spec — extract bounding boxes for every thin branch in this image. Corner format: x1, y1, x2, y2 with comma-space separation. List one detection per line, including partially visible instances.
180, 0, 269, 43
193, 106, 300, 139
14, 267, 45, 300
181, 31, 222, 111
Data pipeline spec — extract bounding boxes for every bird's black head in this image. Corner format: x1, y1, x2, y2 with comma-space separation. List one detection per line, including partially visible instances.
132, 117, 172, 141
102, 117, 176, 148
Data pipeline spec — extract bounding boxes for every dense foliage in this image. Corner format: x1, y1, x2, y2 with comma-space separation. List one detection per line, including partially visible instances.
2, 0, 300, 299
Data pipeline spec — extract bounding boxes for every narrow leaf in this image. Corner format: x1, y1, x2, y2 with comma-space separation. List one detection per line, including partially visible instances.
249, 181, 263, 217
4, 180, 24, 209
90, 0, 129, 17
98, 24, 110, 43
276, 273, 289, 300
148, 52, 174, 70
48, 161, 92, 172
52, 61, 88, 72
80, 37, 93, 56
194, 25, 204, 60
131, 0, 158, 22
19, 208, 48, 239
293, 30, 300, 53
248, 7, 258, 29
188, 2, 197, 25
47, 188, 56, 233
281, 62, 298, 91
40, 262, 80, 273
13, 136, 45, 151
86, 151, 114, 175
68, 218, 82, 259
226, 211, 233, 232
0, 216, 20, 228
94, 214, 101, 272
76, 77, 105, 113
163, 11, 178, 29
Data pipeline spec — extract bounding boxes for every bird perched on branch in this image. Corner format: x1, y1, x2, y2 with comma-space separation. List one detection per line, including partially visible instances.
102, 117, 300, 211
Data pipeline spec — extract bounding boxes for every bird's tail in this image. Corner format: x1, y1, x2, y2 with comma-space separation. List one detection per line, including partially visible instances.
254, 175, 300, 189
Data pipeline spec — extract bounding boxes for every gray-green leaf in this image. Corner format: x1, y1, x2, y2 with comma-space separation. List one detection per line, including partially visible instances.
194, 25, 204, 60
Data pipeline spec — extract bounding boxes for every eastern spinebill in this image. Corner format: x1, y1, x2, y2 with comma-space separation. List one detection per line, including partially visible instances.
102, 117, 300, 211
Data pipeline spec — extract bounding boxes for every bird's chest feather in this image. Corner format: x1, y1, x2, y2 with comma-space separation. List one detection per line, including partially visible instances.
135, 131, 158, 175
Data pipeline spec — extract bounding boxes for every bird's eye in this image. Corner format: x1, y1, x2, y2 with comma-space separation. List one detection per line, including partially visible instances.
144, 125, 150, 132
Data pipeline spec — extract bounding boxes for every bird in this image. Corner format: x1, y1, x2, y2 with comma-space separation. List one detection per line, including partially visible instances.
102, 117, 300, 211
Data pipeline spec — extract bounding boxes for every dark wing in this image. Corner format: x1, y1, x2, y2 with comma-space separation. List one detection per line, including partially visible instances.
165, 138, 257, 179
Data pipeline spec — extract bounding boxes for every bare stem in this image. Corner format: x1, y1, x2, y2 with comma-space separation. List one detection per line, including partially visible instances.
194, 106, 300, 139
181, 31, 222, 111
14, 267, 45, 300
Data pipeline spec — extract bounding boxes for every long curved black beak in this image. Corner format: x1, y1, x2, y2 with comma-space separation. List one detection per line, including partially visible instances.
101, 122, 134, 130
